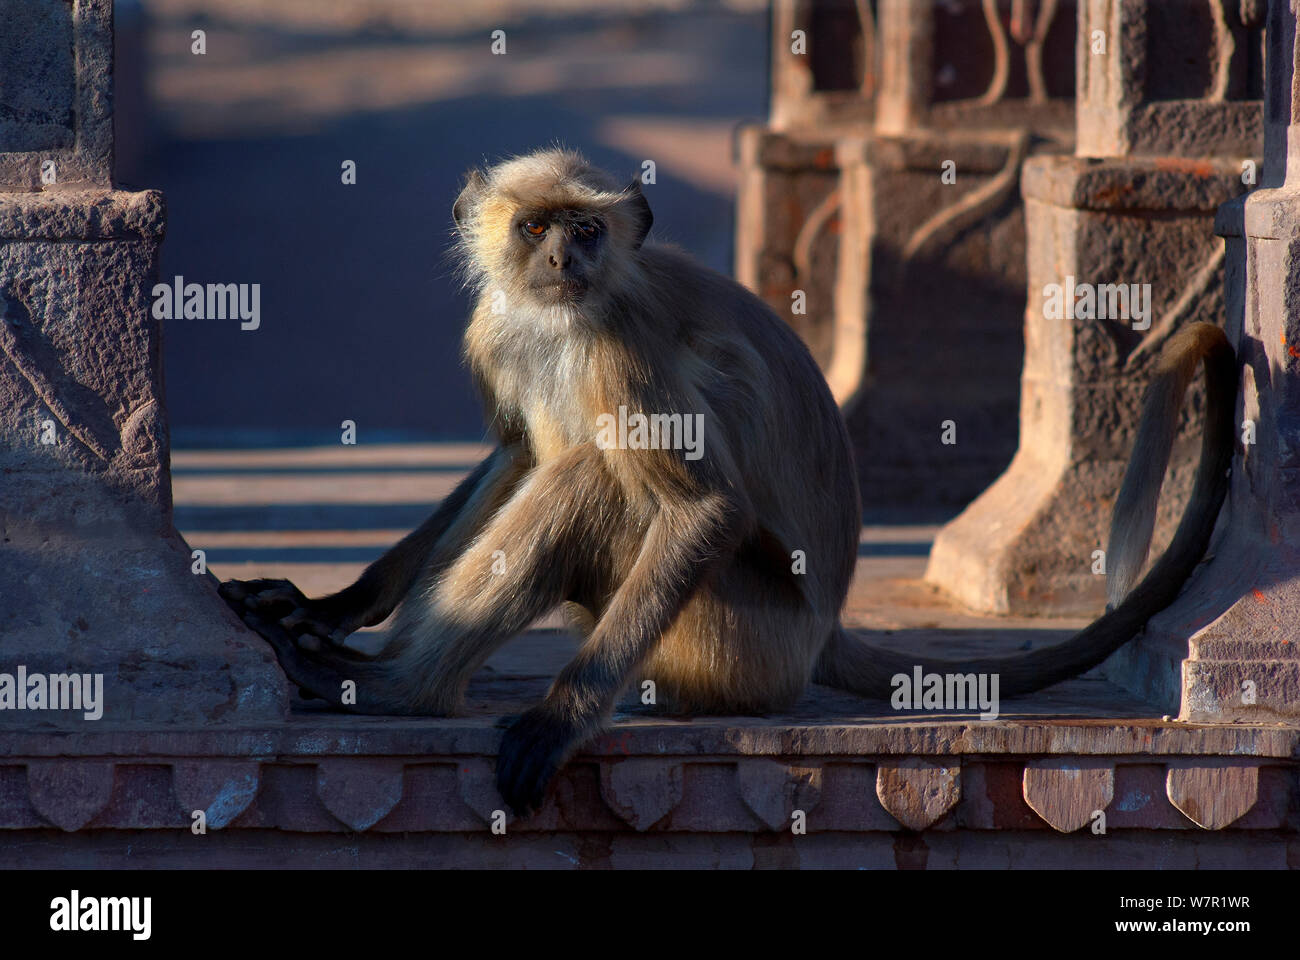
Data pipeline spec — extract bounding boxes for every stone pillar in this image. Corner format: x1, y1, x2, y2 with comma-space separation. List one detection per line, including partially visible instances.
0, 0, 287, 725
1106, 0, 1300, 720
925, 0, 1263, 615
736, 0, 1077, 504
734, 0, 875, 385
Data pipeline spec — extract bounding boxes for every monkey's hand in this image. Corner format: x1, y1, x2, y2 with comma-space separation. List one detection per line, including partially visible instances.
495, 706, 585, 817
218, 578, 373, 650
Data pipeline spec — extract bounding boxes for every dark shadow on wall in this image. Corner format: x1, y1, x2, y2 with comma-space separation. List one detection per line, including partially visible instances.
118, 4, 769, 444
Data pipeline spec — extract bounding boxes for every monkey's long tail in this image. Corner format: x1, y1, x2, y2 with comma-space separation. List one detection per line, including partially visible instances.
815, 321, 1238, 699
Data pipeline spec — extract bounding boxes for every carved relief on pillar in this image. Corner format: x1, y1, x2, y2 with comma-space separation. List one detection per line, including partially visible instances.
877, 0, 1076, 135
1077, 0, 1266, 157
741, 1, 1079, 502
770, 0, 879, 132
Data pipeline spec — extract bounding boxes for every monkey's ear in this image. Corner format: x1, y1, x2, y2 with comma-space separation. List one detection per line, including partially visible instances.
453, 170, 488, 231
623, 178, 654, 249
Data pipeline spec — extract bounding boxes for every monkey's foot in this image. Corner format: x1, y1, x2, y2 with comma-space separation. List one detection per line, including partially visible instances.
219, 577, 360, 649
496, 707, 584, 817
228, 599, 407, 715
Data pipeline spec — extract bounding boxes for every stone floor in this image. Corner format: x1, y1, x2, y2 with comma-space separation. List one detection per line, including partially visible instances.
173, 441, 1124, 717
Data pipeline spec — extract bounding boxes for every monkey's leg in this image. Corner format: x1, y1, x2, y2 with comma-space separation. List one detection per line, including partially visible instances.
220, 444, 525, 650
282, 445, 619, 715
496, 492, 741, 815
375, 445, 623, 714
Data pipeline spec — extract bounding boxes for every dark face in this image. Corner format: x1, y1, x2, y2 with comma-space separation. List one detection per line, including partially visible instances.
515, 209, 605, 305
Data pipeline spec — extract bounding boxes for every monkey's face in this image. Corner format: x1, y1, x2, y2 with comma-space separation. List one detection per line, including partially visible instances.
513, 210, 606, 305
452, 152, 654, 312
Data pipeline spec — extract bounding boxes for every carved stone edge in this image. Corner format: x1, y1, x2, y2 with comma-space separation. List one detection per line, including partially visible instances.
0, 757, 1283, 834
737, 759, 823, 831
600, 759, 684, 831
1165, 760, 1261, 830
171, 761, 261, 830
1022, 758, 1115, 833
876, 758, 961, 830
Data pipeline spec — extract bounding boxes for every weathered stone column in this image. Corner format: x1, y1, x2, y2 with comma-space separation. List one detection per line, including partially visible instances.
735, 0, 875, 393
925, 0, 1263, 615
737, 0, 1076, 504
1106, 0, 1300, 719
0, 0, 287, 725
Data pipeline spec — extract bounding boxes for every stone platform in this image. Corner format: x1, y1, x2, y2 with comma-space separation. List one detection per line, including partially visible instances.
3, 444, 1295, 868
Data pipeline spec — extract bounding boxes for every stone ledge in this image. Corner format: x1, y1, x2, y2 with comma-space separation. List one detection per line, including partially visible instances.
1, 644, 1294, 864
742, 126, 1052, 175
0, 743, 1291, 836
1022, 155, 1252, 212
0, 189, 166, 241
0, 706, 1295, 841
864, 132, 1025, 174
1, 714, 1296, 759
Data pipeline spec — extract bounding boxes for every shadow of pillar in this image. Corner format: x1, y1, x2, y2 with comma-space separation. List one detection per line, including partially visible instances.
0, 0, 288, 725
1106, 0, 1300, 720
925, 0, 1263, 617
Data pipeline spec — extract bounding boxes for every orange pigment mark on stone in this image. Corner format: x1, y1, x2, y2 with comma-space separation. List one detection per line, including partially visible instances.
1153, 158, 1216, 178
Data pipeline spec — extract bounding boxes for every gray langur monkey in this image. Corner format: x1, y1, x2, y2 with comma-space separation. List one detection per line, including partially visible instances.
220, 148, 1238, 815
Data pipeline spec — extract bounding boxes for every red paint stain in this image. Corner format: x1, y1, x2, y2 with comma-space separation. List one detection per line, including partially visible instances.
1153, 157, 1216, 178
1089, 184, 1134, 206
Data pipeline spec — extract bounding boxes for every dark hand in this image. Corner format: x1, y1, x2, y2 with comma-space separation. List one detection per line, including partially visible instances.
495, 707, 583, 817
218, 578, 365, 649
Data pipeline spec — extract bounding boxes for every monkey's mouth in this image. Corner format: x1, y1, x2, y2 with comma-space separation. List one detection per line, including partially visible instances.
536, 277, 589, 301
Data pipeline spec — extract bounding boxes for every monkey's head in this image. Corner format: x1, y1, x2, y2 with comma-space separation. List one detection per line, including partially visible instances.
452, 149, 653, 311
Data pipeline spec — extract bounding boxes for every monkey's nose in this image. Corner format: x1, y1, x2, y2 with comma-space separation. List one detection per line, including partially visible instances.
548, 252, 572, 269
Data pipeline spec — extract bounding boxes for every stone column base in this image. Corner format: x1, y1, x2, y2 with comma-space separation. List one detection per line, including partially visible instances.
1102, 527, 1300, 722
925, 155, 1250, 616
1104, 183, 1300, 722
0, 190, 288, 726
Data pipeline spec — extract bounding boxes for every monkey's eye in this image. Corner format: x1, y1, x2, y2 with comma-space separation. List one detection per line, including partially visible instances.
571, 220, 602, 241
521, 220, 547, 238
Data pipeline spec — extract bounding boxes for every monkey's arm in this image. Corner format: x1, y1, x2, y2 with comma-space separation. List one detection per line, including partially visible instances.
219, 444, 527, 646
496, 488, 744, 814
